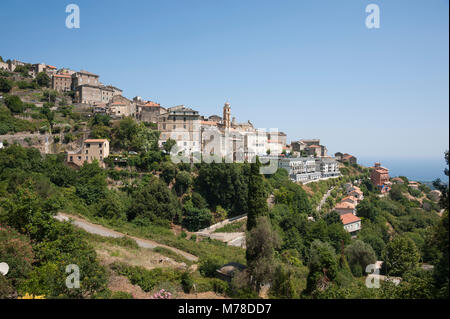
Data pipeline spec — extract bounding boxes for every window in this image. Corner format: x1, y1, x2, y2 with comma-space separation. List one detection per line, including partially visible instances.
86, 156, 88, 160
100, 150, 102, 154
86, 143, 90, 148
69, 156, 73, 161
85, 150, 88, 154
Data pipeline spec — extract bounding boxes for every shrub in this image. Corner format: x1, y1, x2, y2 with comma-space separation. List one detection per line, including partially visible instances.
4, 95, 24, 113
181, 272, 194, 293
199, 256, 224, 277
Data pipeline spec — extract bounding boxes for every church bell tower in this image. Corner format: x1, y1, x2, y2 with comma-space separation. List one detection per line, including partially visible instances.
223, 102, 231, 129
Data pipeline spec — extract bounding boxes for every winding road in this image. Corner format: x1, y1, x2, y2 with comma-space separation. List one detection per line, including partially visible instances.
55, 213, 198, 262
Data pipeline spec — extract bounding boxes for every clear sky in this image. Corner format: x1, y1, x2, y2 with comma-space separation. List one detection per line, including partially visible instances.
1, 0, 448, 169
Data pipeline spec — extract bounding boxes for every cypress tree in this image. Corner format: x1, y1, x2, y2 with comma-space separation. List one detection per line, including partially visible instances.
246, 157, 267, 231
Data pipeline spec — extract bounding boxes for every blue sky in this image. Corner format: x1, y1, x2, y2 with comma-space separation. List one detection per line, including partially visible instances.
1, 0, 448, 173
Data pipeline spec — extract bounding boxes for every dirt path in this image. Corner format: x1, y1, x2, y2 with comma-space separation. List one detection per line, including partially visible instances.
196, 214, 247, 248
55, 213, 198, 262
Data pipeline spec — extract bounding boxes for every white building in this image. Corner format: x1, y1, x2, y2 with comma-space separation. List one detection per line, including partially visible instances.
340, 213, 361, 236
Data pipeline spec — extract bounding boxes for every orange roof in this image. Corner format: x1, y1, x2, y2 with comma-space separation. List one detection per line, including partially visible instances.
340, 213, 361, 225
143, 101, 160, 107
53, 74, 71, 78
335, 202, 356, 209
342, 196, 358, 202
46, 65, 56, 69
309, 145, 321, 148
84, 139, 108, 143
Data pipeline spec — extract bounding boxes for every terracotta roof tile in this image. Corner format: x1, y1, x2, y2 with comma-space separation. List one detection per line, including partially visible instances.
340, 213, 361, 225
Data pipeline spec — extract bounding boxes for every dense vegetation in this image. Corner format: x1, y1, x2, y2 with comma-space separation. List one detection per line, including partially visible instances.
0, 74, 448, 299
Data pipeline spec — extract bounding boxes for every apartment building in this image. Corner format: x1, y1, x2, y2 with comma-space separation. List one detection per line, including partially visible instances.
370, 162, 390, 192
158, 105, 201, 154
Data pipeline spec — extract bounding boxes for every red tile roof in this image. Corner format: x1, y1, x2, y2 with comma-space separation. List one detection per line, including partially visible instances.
340, 213, 361, 225
335, 202, 356, 209
84, 139, 108, 143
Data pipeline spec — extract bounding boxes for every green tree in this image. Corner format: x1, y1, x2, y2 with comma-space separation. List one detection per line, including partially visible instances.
245, 216, 281, 292
4, 95, 24, 113
382, 235, 420, 276
356, 199, 379, 221
75, 161, 108, 205
0, 77, 13, 93
163, 138, 177, 154
36, 72, 50, 87
13, 65, 31, 77
160, 161, 176, 184
0, 226, 34, 290
344, 240, 377, 277
247, 158, 267, 231
94, 190, 128, 220
306, 240, 338, 293
127, 176, 181, 225
174, 170, 192, 196
182, 201, 212, 231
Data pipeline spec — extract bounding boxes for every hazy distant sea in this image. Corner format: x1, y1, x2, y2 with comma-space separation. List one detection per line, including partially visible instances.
358, 157, 448, 183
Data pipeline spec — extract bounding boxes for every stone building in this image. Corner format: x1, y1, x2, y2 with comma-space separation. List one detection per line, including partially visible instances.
52, 74, 72, 92
75, 84, 122, 105
67, 139, 109, 167
75, 84, 102, 105
158, 105, 201, 154
7, 59, 25, 72
335, 152, 357, 165
106, 95, 136, 118
0, 61, 8, 70
72, 70, 99, 89
138, 101, 167, 123
291, 139, 327, 157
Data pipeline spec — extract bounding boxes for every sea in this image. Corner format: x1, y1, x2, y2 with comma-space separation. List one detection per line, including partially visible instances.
358, 157, 448, 184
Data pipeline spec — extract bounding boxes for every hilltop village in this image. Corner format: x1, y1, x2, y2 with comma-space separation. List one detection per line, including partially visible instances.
0, 58, 439, 236
0, 56, 447, 300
